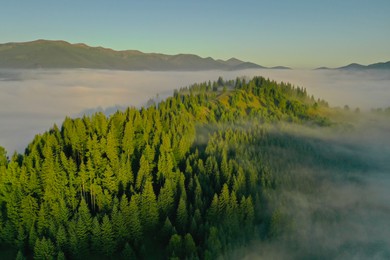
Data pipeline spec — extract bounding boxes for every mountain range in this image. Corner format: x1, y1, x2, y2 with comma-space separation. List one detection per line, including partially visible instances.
1, 40, 387, 71
0, 40, 273, 71
316, 61, 390, 70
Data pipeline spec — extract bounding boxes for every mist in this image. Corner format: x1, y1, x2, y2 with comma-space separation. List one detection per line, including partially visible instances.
0, 68, 389, 258
0, 68, 389, 154
236, 116, 390, 259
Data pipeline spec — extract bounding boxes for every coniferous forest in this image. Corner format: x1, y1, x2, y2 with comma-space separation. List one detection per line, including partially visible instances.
0, 76, 383, 259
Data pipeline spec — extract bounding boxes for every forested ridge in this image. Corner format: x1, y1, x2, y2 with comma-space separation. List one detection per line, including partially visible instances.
0, 76, 339, 259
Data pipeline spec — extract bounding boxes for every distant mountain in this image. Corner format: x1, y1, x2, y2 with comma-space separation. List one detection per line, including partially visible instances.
338, 61, 390, 70
269, 66, 291, 70
316, 61, 390, 70
314, 66, 331, 70
0, 40, 268, 71
337, 63, 368, 70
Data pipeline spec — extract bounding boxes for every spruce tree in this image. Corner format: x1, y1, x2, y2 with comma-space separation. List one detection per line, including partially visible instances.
34, 237, 56, 260
127, 197, 142, 243
140, 181, 159, 233
176, 197, 188, 234
101, 215, 115, 257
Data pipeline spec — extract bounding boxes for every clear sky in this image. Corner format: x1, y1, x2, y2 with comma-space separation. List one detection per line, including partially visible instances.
1, 0, 389, 68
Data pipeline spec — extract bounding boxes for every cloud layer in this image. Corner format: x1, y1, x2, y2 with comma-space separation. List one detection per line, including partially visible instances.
238, 118, 390, 259
0, 68, 389, 153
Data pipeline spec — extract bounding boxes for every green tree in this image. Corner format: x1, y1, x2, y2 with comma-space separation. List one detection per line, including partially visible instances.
140, 181, 159, 233
55, 224, 67, 252
205, 227, 221, 259
15, 250, 26, 260
167, 234, 182, 259
121, 242, 137, 259
91, 217, 101, 254
57, 251, 66, 260
161, 217, 175, 242
75, 198, 92, 255
136, 155, 150, 191
126, 197, 143, 243
176, 197, 188, 234
183, 233, 197, 258
158, 179, 175, 218
101, 215, 115, 256
34, 237, 55, 260
207, 194, 219, 224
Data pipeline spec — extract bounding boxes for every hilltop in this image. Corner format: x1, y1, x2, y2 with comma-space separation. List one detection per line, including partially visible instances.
0, 76, 333, 259
0, 75, 387, 259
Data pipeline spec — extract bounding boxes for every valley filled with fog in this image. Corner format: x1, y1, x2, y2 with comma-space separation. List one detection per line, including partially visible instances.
1, 68, 389, 259
0, 68, 389, 154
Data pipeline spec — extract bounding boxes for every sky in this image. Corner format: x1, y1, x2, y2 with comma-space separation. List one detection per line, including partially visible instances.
1, 0, 390, 68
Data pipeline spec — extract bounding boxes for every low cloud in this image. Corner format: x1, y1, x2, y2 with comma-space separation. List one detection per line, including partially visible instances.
0, 68, 389, 154
237, 117, 390, 259
0, 68, 389, 258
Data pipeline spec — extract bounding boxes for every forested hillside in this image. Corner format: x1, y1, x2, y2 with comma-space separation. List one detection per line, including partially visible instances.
0, 76, 348, 259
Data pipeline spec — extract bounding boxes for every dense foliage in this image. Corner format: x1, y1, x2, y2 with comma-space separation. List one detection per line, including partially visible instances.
0, 76, 332, 259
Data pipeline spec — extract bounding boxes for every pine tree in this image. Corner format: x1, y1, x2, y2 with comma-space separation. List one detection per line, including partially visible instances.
207, 194, 219, 224
16, 225, 26, 250
122, 121, 135, 161
0, 146, 7, 167
57, 251, 66, 260
55, 224, 67, 252
34, 237, 55, 260
101, 215, 115, 256
37, 205, 48, 236
50, 196, 69, 227
91, 216, 101, 254
15, 250, 26, 260
111, 201, 127, 245
75, 219, 89, 257
218, 184, 230, 215
140, 181, 159, 233
28, 224, 38, 251
167, 234, 182, 259
135, 155, 150, 191
161, 217, 175, 242
103, 165, 116, 194
176, 197, 188, 234
121, 242, 137, 259
183, 233, 197, 259
158, 179, 175, 218
127, 197, 142, 243
106, 124, 120, 169
67, 220, 79, 258
205, 227, 221, 259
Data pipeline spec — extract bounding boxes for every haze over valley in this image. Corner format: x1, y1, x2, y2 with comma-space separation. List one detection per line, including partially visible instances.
1, 68, 390, 154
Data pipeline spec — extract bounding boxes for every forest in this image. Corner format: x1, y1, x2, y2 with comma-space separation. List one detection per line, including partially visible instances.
0, 76, 384, 259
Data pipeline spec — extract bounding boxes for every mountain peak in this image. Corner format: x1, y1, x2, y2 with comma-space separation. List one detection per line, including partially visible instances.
224, 58, 244, 66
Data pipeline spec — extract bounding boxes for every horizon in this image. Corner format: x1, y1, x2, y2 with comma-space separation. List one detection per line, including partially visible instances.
1, 39, 389, 70
1, 1, 389, 69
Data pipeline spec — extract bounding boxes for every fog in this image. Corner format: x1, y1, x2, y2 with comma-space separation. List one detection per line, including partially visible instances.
0, 68, 389, 154
238, 117, 390, 259
0, 68, 389, 258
